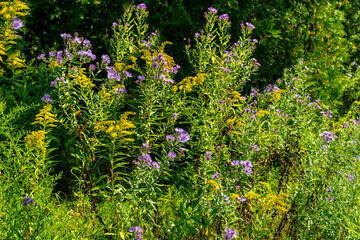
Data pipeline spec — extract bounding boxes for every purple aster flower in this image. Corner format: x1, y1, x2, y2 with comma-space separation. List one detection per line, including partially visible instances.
204, 151, 212, 156
224, 227, 237, 240
83, 39, 91, 46
327, 196, 334, 202
231, 160, 239, 166
172, 113, 177, 120
37, 54, 46, 60
74, 36, 82, 44
166, 135, 175, 141
238, 197, 246, 202
178, 133, 190, 143
60, 33, 67, 38
89, 64, 96, 70
195, 32, 200, 37
12, 17, 23, 30
129, 226, 143, 233
205, 156, 212, 161
152, 161, 160, 169
101, 54, 111, 65
22, 196, 37, 207
325, 188, 333, 193
218, 99, 225, 104
244, 167, 252, 175
219, 14, 229, 19
41, 94, 53, 103
137, 3, 147, 9
245, 22, 255, 29
212, 172, 220, 179
235, 185, 240, 190
168, 152, 176, 158
208, 7, 218, 14
251, 145, 260, 151
151, 62, 159, 68
112, 22, 118, 27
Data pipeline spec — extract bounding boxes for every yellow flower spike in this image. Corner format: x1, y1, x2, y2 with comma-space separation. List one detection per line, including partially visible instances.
94, 112, 136, 140
208, 180, 221, 190
24, 130, 47, 152
270, 89, 286, 102
230, 193, 240, 200
32, 104, 58, 129
256, 110, 270, 117
245, 191, 260, 200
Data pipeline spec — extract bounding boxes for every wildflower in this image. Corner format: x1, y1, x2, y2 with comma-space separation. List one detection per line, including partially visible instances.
89, 64, 96, 70
205, 156, 212, 161
327, 196, 334, 202
244, 167, 252, 175
22, 196, 38, 207
224, 227, 237, 240
37, 54, 46, 60
245, 22, 255, 29
129, 226, 143, 240
325, 188, 333, 193
235, 185, 240, 190
231, 160, 239, 166
168, 152, 176, 158
101, 54, 111, 65
12, 18, 23, 30
137, 3, 147, 9
173, 113, 177, 120
204, 152, 212, 156
251, 145, 260, 151
175, 128, 190, 143
166, 135, 175, 141
218, 99, 225, 104
219, 14, 229, 19
152, 161, 160, 169
208, 7, 218, 14
238, 197, 246, 202
112, 22, 118, 27
212, 172, 220, 179
216, 145, 223, 150
83, 39, 91, 46
41, 94, 53, 103
319, 131, 336, 143
195, 33, 200, 37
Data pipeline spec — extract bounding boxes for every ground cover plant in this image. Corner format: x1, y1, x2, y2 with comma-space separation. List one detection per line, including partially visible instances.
1, 1, 360, 239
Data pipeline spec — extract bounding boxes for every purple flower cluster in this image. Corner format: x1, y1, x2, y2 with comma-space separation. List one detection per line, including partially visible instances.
168, 151, 176, 158
240, 160, 253, 175
224, 227, 237, 240
12, 17, 23, 30
101, 54, 111, 65
135, 153, 160, 169
137, 3, 147, 9
245, 22, 255, 29
219, 14, 229, 20
77, 49, 96, 61
50, 77, 66, 87
113, 87, 127, 95
207, 7, 218, 14
204, 151, 212, 161
41, 94, 53, 103
319, 131, 336, 143
129, 226, 143, 240
22, 196, 38, 207
250, 145, 260, 151
175, 128, 190, 143
319, 110, 332, 118
106, 67, 121, 81
212, 172, 220, 180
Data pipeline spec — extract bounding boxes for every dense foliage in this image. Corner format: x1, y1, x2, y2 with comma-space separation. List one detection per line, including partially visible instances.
1, 1, 360, 239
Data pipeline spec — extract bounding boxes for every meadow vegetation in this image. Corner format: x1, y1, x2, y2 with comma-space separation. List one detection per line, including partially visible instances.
1, 1, 360, 239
